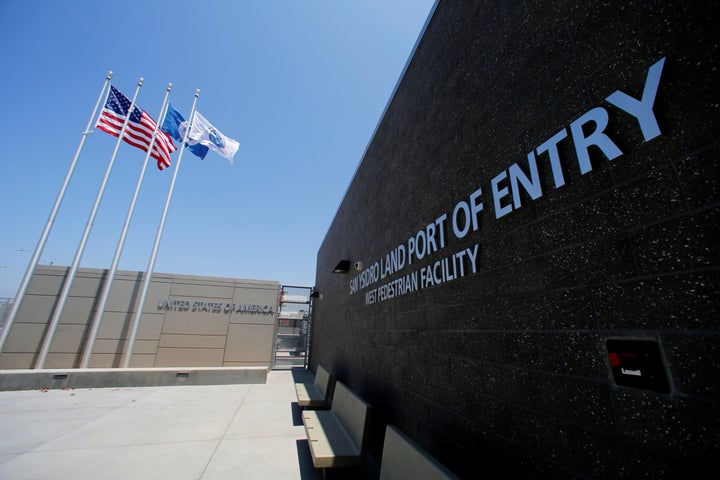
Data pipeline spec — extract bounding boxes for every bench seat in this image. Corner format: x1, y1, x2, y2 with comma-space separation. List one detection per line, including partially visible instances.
302, 410, 362, 467
302, 380, 370, 469
295, 365, 332, 408
380, 425, 459, 479
295, 382, 326, 408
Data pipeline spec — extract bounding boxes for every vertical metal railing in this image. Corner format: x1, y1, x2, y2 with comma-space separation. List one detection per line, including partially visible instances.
273, 285, 314, 369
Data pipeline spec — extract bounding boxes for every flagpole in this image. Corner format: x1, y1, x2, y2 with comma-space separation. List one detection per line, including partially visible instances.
0, 71, 112, 356
122, 89, 200, 368
34, 77, 145, 369
80, 83, 173, 369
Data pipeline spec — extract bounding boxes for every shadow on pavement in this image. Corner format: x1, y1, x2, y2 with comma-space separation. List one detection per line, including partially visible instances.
291, 401, 304, 426
296, 439, 323, 480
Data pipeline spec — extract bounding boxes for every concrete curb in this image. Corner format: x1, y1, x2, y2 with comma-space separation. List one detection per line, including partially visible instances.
0, 366, 268, 390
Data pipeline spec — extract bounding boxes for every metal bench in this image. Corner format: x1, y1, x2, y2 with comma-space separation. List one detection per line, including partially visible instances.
302, 381, 371, 469
380, 425, 459, 479
295, 365, 333, 409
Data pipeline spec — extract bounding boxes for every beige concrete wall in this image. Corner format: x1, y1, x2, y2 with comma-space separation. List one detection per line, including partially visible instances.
0, 266, 280, 369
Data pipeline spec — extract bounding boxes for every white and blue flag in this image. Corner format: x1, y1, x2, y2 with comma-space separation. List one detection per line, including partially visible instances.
162, 104, 210, 160
189, 111, 239, 164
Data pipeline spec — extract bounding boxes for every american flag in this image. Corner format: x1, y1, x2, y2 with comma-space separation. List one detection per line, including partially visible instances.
95, 86, 177, 170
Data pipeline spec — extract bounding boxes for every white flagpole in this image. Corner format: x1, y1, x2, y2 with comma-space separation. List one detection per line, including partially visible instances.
80, 83, 173, 369
122, 89, 200, 368
34, 78, 145, 369
0, 71, 112, 355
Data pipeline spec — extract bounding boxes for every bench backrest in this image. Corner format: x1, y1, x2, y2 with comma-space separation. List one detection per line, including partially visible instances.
315, 365, 332, 398
380, 425, 459, 480
331, 381, 371, 450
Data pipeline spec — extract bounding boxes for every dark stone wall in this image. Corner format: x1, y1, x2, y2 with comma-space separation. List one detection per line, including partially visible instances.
312, 1, 719, 478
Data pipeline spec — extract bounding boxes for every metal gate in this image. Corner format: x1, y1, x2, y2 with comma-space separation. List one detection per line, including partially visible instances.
273, 285, 314, 369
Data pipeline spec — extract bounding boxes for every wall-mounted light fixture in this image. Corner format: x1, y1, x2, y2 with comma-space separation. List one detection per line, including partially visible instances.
354, 261, 363, 271
332, 260, 351, 273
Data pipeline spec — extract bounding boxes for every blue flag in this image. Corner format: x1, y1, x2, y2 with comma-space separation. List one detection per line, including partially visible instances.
162, 104, 209, 159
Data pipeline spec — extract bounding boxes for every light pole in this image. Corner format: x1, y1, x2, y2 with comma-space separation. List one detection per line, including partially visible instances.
16, 249, 53, 265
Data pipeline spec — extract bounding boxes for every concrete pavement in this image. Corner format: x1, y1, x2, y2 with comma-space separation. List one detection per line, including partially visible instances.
0, 370, 323, 480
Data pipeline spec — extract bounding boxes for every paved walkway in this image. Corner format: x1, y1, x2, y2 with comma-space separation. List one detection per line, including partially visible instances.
0, 370, 323, 480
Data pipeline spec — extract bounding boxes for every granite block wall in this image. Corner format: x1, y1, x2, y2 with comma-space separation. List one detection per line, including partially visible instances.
312, 1, 719, 477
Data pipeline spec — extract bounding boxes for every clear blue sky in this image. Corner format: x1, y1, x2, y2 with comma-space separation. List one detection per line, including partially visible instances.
0, 0, 436, 298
